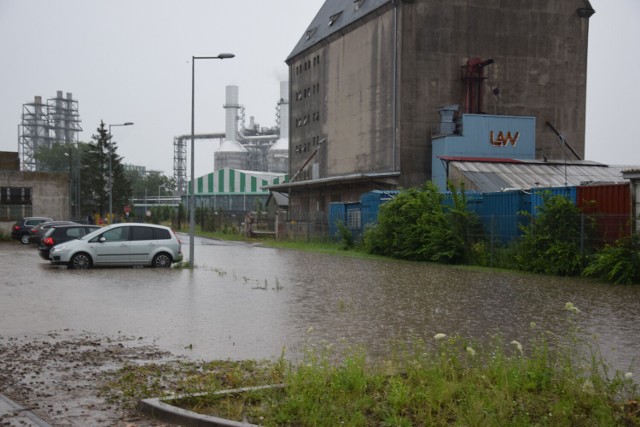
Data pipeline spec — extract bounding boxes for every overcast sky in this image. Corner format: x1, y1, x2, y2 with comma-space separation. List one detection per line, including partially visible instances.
0, 0, 638, 178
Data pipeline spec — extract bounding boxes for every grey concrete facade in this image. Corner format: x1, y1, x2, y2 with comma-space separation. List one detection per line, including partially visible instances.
0, 170, 70, 230
284, 0, 592, 221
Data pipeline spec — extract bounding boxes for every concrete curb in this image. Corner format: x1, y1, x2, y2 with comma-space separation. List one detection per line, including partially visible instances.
138, 384, 284, 427
0, 393, 53, 427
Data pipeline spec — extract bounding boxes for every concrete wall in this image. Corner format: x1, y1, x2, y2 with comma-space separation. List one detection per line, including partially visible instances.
0, 171, 70, 229
290, 6, 396, 181
399, 0, 590, 182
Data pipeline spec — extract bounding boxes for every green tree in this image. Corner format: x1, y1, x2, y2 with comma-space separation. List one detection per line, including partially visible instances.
80, 121, 131, 219
34, 142, 90, 218
125, 170, 175, 200
34, 142, 74, 172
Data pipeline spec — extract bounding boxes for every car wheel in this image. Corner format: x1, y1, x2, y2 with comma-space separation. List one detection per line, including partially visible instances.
69, 253, 92, 269
152, 253, 172, 268
20, 234, 30, 244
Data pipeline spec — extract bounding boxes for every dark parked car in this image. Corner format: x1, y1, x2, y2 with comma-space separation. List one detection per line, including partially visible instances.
28, 221, 77, 244
38, 224, 102, 260
11, 217, 54, 244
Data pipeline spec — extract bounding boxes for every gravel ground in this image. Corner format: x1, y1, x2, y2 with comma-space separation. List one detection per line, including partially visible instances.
0, 330, 177, 427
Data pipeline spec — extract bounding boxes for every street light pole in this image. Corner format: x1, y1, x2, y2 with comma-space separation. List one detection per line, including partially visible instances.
108, 122, 134, 224
189, 53, 235, 268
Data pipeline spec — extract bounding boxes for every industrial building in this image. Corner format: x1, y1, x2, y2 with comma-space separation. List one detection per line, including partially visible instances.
276, 0, 597, 222
174, 83, 289, 195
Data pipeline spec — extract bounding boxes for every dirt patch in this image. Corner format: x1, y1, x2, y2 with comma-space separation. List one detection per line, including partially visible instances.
0, 330, 177, 426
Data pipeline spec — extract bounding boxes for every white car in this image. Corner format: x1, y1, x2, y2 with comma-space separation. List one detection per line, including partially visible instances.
50, 223, 183, 269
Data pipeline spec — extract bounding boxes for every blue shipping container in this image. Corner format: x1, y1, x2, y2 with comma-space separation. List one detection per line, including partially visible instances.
360, 190, 399, 228
479, 190, 531, 244
328, 201, 361, 240
530, 187, 577, 217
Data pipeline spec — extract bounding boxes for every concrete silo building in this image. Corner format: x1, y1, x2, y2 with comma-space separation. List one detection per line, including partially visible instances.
278, 0, 595, 221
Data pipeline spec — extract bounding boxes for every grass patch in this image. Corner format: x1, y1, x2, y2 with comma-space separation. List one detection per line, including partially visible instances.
102, 304, 639, 426
258, 239, 389, 260
179, 227, 390, 260
176, 227, 247, 242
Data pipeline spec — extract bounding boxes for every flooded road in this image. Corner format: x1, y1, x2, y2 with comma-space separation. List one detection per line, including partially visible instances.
2, 236, 639, 374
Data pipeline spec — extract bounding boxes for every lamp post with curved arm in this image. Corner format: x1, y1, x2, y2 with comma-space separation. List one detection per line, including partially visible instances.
189, 53, 235, 267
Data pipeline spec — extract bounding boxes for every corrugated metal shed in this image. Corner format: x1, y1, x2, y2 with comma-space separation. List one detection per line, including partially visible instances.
448, 159, 632, 193
287, 0, 389, 61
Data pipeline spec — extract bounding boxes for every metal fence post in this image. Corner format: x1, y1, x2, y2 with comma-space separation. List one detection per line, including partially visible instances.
580, 213, 585, 255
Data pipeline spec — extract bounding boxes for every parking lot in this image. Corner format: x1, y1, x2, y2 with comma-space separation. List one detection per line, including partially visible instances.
3, 236, 640, 426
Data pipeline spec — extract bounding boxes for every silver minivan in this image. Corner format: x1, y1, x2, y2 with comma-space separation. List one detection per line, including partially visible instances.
50, 223, 183, 269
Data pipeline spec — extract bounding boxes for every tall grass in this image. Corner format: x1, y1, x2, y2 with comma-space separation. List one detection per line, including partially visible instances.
260, 331, 637, 426
102, 304, 639, 426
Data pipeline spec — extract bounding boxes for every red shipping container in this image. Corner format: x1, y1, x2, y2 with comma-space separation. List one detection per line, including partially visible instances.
577, 183, 632, 245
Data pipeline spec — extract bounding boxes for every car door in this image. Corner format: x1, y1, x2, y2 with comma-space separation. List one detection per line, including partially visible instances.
129, 226, 156, 264
91, 226, 131, 265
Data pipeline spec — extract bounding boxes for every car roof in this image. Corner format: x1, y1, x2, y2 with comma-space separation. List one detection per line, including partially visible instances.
51, 224, 100, 229
103, 223, 170, 229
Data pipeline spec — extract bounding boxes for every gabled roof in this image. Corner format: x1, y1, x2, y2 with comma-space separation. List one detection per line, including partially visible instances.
445, 158, 634, 192
287, 0, 389, 61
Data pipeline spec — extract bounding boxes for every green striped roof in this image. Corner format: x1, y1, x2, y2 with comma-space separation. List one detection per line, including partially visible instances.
188, 168, 288, 195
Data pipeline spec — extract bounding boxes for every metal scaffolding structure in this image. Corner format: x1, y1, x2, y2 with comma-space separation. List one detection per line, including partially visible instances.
18, 91, 82, 171
173, 133, 225, 196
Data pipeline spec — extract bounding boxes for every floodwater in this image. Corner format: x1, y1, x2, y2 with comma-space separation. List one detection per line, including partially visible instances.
2, 236, 639, 373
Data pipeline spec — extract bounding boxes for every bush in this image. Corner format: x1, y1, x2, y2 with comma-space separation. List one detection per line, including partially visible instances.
583, 234, 640, 284
335, 220, 354, 250
514, 193, 590, 276
363, 182, 483, 264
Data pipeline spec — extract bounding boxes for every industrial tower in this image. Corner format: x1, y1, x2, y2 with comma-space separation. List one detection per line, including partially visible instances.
18, 91, 82, 171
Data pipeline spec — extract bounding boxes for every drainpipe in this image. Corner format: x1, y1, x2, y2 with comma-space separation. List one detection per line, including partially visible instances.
392, 0, 399, 172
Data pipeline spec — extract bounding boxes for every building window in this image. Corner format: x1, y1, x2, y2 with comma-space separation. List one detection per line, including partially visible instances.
329, 11, 343, 26
347, 209, 361, 229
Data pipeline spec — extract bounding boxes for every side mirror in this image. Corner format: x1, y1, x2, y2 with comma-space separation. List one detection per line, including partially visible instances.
99, 236, 107, 243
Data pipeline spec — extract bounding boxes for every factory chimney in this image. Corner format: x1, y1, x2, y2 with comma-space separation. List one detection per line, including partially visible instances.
214, 85, 249, 170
